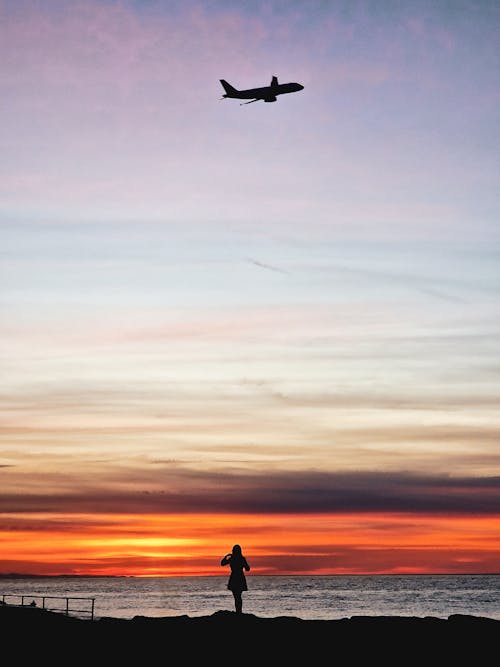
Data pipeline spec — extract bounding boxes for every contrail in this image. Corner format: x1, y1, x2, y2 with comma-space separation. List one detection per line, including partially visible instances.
247, 258, 290, 275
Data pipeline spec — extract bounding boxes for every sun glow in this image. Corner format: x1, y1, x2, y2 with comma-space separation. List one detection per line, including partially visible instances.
1, 512, 499, 576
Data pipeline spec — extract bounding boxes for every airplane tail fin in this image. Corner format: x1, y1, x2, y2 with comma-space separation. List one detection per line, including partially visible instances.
220, 79, 238, 97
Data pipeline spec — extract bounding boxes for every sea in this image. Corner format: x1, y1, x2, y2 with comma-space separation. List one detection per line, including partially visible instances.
1, 575, 499, 621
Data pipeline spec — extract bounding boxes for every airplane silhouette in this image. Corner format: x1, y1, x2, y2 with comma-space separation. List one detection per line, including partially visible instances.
219, 76, 304, 105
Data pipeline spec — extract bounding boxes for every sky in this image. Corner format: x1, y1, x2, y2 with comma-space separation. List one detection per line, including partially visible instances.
1, 0, 500, 576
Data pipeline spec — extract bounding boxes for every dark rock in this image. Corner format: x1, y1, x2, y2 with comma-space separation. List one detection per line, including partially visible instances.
2, 604, 497, 663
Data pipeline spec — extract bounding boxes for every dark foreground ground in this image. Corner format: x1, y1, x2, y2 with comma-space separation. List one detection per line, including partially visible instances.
2, 604, 498, 663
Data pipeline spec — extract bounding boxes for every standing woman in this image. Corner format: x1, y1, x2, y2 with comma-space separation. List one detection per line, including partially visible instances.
221, 544, 251, 614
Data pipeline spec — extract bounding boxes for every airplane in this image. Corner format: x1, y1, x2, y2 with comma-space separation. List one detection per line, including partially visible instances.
219, 75, 304, 105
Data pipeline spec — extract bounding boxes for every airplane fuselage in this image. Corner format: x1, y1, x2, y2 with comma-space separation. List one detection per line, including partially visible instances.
235, 82, 303, 102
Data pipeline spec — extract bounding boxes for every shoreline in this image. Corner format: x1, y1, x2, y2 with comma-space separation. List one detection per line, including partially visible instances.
2, 604, 498, 661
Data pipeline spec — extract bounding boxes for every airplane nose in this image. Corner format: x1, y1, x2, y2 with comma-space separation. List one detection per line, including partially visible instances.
298, 84, 304, 90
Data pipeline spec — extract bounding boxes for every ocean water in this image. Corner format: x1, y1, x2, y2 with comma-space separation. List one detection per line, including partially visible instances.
1, 575, 499, 621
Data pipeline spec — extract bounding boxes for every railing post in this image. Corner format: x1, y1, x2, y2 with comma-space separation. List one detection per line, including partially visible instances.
66, 598, 69, 616
91, 598, 95, 621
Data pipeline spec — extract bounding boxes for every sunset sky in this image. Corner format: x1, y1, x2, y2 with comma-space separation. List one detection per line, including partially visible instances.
1, 0, 499, 576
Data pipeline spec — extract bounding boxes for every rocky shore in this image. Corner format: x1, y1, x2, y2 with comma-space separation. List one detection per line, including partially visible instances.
2, 603, 498, 663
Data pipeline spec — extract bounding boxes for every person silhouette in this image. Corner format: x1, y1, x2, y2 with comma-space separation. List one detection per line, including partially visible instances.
220, 544, 250, 614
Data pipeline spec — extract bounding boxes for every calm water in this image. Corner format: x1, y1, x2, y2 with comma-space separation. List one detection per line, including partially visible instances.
1, 575, 499, 621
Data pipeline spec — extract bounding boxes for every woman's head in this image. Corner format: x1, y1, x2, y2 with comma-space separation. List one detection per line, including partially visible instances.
232, 544, 242, 555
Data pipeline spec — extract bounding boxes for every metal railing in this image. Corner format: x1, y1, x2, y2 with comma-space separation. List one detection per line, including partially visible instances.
1, 594, 95, 620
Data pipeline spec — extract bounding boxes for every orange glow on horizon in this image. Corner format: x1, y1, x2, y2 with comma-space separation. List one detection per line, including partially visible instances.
1, 512, 500, 577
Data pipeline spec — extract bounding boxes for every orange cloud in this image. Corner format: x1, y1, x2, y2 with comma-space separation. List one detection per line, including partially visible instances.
1, 512, 499, 576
